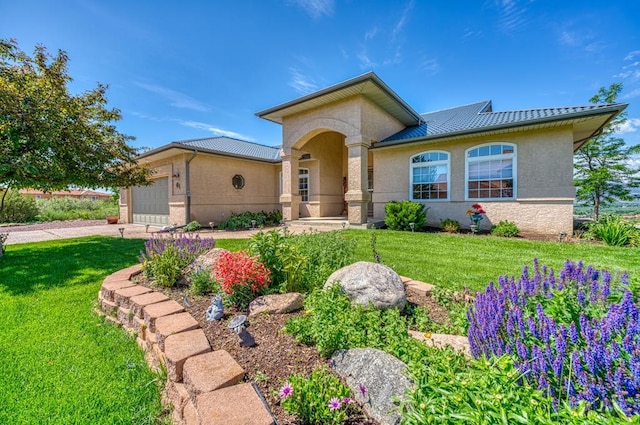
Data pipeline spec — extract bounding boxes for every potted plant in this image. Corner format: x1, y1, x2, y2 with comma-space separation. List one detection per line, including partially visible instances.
106, 215, 119, 224
466, 203, 486, 234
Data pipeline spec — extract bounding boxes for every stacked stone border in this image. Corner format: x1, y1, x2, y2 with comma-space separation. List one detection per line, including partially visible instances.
95, 266, 471, 425
95, 265, 275, 425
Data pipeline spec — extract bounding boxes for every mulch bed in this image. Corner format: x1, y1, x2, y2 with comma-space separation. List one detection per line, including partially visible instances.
137, 276, 454, 424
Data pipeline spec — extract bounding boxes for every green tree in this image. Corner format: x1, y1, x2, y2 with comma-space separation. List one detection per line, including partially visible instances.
0, 39, 150, 211
574, 83, 640, 219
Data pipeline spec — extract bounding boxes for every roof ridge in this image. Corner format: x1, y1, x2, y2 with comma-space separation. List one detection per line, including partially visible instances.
479, 102, 625, 115
420, 100, 491, 116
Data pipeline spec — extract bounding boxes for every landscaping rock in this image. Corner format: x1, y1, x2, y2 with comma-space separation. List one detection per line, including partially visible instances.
184, 248, 229, 278
331, 348, 412, 425
183, 350, 245, 403
164, 329, 212, 382
195, 382, 274, 425
155, 312, 200, 351
248, 293, 304, 316
324, 261, 406, 310
408, 330, 471, 356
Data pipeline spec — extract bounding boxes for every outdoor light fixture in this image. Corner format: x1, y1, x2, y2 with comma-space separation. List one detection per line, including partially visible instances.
145, 224, 150, 233
409, 222, 415, 232
558, 232, 567, 242
209, 221, 215, 232
118, 227, 125, 238
172, 172, 180, 178
251, 220, 257, 229
342, 221, 347, 229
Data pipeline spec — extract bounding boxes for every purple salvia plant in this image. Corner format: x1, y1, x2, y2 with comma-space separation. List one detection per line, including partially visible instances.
467, 259, 639, 416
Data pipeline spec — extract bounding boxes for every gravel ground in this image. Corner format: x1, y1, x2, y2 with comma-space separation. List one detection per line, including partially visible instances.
0, 219, 106, 232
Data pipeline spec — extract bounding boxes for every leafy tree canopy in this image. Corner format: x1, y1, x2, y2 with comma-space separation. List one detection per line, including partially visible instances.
574, 83, 640, 219
0, 39, 150, 209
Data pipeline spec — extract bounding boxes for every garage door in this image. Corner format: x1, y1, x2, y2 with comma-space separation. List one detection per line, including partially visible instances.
132, 177, 170, 226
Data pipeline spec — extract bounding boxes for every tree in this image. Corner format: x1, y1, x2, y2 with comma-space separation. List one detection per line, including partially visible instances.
0, 39, 150, 211
574, 83, 640, 219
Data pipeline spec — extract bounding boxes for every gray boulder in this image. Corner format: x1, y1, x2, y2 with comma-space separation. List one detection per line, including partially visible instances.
184, 248, 229, 277
330, 348, 412, 425
324, 261, 406, 310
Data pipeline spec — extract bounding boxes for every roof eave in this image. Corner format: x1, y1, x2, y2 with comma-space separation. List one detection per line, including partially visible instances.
137, 143, 281, 164
373, 104, 628, 149
255, 72, 422, 126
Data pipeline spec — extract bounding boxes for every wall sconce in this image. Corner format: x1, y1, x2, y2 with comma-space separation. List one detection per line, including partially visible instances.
176, 182, 181, 189
172, 172, 180, 178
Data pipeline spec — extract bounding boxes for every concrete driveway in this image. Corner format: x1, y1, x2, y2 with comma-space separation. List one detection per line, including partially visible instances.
2, 222, 265, 245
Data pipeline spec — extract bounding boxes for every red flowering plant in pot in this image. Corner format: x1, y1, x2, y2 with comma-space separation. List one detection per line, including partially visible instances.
213, 250, 271, 309
466, 203, 486, 232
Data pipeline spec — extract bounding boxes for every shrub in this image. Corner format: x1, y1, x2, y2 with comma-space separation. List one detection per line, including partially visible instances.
184, 221, 201, 232
587, 214, 636, 247
0, 233, 7, 258
440, 218, 460, 233
213, 250, 271, 309
218, 210, 282, 230
384, 201, 427, 231
279, 367, 355, 425
467, 259, 639, 416
0, 190, 39, 223
490, 220, 519, 237
188, 267, 219, 296
36, 197, 117, 221
139, 234, 215, 287
249, 230, 356, 293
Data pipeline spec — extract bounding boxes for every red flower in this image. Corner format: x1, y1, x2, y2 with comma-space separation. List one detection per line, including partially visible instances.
213, 250, 271, 295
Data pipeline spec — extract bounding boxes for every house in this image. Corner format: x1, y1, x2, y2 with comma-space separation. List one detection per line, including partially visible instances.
119, 72, 626, 234
20, 189, 112, 201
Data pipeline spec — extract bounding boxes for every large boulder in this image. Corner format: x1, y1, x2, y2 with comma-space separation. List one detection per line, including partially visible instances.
330, 348, 412, 425
248, 293, 304, 316
184, 248, 229, 277
324, 261, 406, 310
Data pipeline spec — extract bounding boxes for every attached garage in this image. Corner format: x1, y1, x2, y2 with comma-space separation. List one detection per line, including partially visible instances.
131, 177, 169, 226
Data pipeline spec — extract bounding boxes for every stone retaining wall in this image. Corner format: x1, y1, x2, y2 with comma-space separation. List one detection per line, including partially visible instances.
96, 265, 275, 425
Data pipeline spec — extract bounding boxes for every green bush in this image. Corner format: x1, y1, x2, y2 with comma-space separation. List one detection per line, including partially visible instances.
188, 267, 219, 295
144, 244, 183, 288
0, 190, 39, 223
440, 218, 460, 233
279, 367, 355, 425
249, 230, 356, 293
490, 220, 519, 237
184, 221, 201, 232
384, 201, 427, 231
36, 197, 118, 221
587, 214, 637, 247
218, 210, 282, 230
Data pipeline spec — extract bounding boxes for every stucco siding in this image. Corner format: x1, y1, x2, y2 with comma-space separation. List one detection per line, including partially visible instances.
372, 126, 576, 234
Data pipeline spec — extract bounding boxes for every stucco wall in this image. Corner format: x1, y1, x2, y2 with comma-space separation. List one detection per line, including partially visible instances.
372, 126, 575, 234
120, 153, 280, 225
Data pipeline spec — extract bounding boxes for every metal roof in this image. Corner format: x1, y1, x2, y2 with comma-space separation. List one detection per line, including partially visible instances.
256, 72, 423, 127
138, 137, 281, 162
378, 101, 628, 147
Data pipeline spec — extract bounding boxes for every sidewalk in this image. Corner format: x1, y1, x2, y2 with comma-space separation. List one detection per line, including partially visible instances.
2, 224, 265, 245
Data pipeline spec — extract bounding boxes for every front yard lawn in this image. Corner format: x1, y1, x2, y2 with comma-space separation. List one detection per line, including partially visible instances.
0, 237, 164, 425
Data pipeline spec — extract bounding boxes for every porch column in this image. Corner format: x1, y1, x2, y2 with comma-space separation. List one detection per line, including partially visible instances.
280, 148, 301, 222
345, 135, 371, 225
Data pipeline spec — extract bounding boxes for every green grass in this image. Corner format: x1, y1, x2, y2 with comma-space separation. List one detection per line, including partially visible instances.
347, 229, 640, 292
0, 237, 164, 425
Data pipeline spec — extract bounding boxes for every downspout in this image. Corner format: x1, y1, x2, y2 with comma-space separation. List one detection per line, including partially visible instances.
185, 150, 198, 224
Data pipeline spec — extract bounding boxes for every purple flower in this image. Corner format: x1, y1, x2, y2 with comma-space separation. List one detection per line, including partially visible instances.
358, 383, 367, 398
279, 383, 293, 399
342, 397, 354, 404
328, 397, 342, 411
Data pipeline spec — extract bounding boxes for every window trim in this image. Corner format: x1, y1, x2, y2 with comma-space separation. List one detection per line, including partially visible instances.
464, 142, 517, 201
409, 150, 450, 202
298, 167, 310, 203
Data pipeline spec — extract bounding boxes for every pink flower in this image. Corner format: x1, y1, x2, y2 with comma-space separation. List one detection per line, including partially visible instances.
358, 383, 367, 398
279, 383, 293, 399
342, 397, 354, 404
328, 397, 342, 411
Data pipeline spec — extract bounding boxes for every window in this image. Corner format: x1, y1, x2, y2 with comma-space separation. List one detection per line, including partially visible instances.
299, 168, 309, 202
410, 151, 449, 200
466, 143, 515, 200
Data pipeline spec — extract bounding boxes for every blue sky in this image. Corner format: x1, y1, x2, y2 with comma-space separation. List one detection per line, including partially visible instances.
1, 0, 639, 151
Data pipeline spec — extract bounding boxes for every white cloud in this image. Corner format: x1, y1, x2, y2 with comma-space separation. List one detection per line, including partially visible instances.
420, 58, 440, 75
622, 88, 640, 100
615, 118, 640, 135
357, 49, 377, 70
495, 0, 529, 33
625, 50, 640, 61
134, 82, 210, 112
365, 26, 378, 40
288, 68, 319, 94
392, 0, 414, 41
181, 121, 254, 141
462, 27, 483, 39
288, 0, 334, 18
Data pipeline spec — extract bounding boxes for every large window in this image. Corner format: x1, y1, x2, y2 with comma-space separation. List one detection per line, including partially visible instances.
466, 143, 515, 200
410, 151, 449, 200
299, 168, 309, 202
